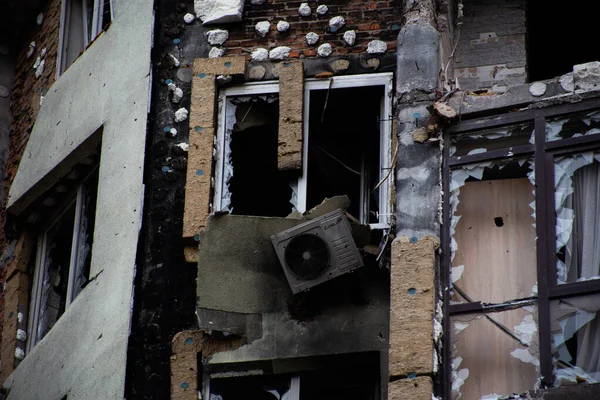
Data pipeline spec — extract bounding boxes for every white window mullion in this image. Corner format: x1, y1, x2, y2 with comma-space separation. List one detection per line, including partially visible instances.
290, 376, 301, 400
91, 0, 104, 39
26, 234, 47, 353
66, 185, 84, 306
297, 88, 311, 214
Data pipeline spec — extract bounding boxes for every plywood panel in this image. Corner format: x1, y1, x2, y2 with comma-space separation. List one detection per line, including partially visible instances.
452, 178, 537, 304
452, 308, 538, 399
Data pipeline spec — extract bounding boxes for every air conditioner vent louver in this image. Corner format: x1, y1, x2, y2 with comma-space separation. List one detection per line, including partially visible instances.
271, 209, 364, 293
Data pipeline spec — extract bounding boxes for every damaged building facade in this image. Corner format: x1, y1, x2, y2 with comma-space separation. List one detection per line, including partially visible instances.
0, 0, 599, 399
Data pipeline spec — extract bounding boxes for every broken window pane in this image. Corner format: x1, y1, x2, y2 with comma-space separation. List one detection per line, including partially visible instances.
550, 294, 600, 386
221, 95, 294, 217
449, 122, 534, 157
554, 151, 600, 284
71, 168, 99, 300
546, 110, 600, 141
210, 374, 292, 400
450, 157, 537, 304
38, 203, 76, 341
451, 307, 540, 400
306, 86, 383, 224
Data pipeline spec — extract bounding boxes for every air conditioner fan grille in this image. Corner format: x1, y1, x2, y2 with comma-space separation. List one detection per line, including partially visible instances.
284, 233, 330, 280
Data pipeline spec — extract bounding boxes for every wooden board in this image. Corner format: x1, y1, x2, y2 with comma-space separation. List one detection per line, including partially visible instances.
452, 178, 537, 304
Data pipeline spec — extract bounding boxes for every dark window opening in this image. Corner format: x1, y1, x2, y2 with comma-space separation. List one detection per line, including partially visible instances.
307, 86, 383, 224
527, 1, 598, 81
228, 98, 294, 217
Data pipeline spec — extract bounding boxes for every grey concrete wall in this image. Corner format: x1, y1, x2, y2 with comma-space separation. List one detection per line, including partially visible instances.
0, 44, 14, 208
4, 0, 152, 398
454, 0, 527, 92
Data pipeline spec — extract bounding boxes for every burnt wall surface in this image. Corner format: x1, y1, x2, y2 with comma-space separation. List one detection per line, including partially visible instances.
453, 0, 526, 92
126, 1, 400, 398
124, 1, 206, 399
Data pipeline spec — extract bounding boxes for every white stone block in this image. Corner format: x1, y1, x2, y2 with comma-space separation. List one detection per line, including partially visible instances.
194, 0, 245, 25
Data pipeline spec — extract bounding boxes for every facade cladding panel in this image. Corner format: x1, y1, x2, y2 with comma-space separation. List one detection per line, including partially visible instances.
0, 0, 599, 400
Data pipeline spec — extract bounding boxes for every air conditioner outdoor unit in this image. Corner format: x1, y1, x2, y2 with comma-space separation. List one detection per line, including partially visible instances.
271, 209, 364, 294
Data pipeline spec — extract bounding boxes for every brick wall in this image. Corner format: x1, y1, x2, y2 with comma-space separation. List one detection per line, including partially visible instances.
453, 0, 526, 92
223, 0, 402, 58
0, 0, 62, 380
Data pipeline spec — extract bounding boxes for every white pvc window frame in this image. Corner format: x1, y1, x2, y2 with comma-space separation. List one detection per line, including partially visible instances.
56, 0, 114, 77
26, 181, 95, 353
214, 73, 394, 229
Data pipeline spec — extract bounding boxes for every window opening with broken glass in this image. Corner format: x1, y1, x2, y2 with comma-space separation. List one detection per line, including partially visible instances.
214, 74, 393, 228
442, 100, 600, 399
26, 162, 99, 352
59, 0, 114, 74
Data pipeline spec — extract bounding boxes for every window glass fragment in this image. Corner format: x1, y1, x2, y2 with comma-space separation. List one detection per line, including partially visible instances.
546, 109, 600, 141
449, 122, 534, 157
451, 307, 540, 400
550, 294, 600, 386
554, 151, 600, 284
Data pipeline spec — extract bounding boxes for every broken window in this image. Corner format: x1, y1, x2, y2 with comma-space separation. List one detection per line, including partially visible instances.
203, 353, 379, 400
214, 74, 393, 228
444, 101, 600, 396
59, 0, 114, 74
27, 164, 99, 351
452, 308, 539, 399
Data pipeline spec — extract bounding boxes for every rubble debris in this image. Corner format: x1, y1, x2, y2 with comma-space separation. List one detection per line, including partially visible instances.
329, 16, 345, 31
15, 348, 25, 361
433, 101, 457, 119
367, 40, 387, 54
529, 82, 547, 97
168, 83, 183, 103
183, 13, 196, 24
174, 108, 189, 122
277, 21, 290, 32
305, 32, 319, 46
251, 48, 269, 61
209, 47, 225, 58
330, 59, 349, 73
169, 128, 178, 137
207, 29, 229, 45
255, 20, 270, 37
343, 30, 356, 46
217, 74, 233, 85
36, 13, 44, 25
573, 61, 600, 92
560, 72, 574, 92
27, 41, 36, 58
194, 0, 245, 24
16, 329, 26, 341
298, 3, 311, 16
248, 65, 266, 80
176, 143, 189, 152
317, 43, 332, 57
412, 127, 430, 143
316, 5, 329, 15
169, 54, 180, 67
269, 46, 291, 60
35, 59, 45, 78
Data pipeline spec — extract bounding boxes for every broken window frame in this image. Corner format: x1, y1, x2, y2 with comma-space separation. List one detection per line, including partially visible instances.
441, 97, 600, 398
26, 166, 99, 353
214, 73, 394, 229
57, 0, 114, 76
203, 373, 301, 400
